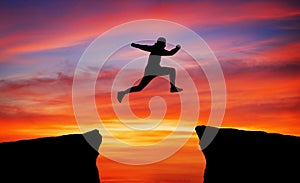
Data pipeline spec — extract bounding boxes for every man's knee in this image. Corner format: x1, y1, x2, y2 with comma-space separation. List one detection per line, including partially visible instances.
163, 67, 174, 74
168, 68, 175, 75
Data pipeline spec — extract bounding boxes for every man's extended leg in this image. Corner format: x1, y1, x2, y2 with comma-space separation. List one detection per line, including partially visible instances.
117, 75, 156, 103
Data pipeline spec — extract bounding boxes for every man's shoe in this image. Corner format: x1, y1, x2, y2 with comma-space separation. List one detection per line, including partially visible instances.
117, 91, 125, 103
170, 86, 183, 93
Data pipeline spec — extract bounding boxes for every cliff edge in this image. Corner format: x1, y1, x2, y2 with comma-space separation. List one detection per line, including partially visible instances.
196, 125, 300, 183
0, 129, 102, 183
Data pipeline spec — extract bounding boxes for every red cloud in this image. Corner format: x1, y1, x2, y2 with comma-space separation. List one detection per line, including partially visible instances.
2, 1, 300, 62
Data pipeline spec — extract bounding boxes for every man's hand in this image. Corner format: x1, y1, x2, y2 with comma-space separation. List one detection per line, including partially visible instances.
131, 43, 137, 47
176, 44, 181, 49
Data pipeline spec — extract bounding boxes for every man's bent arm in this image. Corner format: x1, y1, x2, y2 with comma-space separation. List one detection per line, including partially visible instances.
161, 45, 181, 56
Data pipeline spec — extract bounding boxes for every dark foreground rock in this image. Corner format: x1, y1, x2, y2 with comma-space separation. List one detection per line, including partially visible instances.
0, 129, 102, 183
196, 125, 300, 183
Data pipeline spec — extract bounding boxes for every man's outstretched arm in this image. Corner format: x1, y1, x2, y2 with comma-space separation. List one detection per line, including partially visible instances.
161, 45, 181, 56
131, 43, 152, 52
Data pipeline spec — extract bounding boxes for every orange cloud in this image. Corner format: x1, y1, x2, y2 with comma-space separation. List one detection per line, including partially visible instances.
0, 73, 78, 142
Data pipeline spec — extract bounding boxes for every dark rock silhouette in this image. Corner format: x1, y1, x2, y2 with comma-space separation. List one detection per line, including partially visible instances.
0, 129, 102, 183
195, 125, 300, 183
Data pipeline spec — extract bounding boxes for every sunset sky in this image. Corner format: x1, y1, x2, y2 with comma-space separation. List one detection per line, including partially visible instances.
1, 0, 300, 182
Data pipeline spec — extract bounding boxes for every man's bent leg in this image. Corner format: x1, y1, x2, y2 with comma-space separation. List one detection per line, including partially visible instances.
159, 67, 183, 93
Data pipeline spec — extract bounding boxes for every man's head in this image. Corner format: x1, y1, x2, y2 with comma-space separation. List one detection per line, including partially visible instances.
157, 37, 166, 43
156, 37, 166, 48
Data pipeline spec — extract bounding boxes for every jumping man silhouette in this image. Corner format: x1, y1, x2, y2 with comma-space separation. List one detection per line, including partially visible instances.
117, 37, 183, 103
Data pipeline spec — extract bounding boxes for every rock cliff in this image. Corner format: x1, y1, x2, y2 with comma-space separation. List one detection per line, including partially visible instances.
0, 129, 102, 183
196, 125, 300, 183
